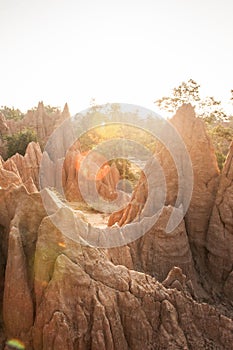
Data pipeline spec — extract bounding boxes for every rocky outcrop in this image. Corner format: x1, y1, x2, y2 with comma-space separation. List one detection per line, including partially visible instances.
0, 138, 121, 204
3, 226, 34, 341
108, 104, 220, 273
108, 172, 148, 226
0, 142, 42, 193
0, 103, 233, 349
33, 246, 232, 350
62, 146, 120, 203
206, 142, 233, 300
1, 201, 230, 350
0, 185, 46, 348
0, 179, 232, 349
41, 144, 122, 206
107, 206, 198, 287
171, 105, 220, 265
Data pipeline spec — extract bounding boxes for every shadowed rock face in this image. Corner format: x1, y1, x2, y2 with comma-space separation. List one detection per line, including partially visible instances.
0, 190, 232, 350
108, 104, 220, 274
0, 142, 42, 193
0, 104, 233, 349
107, 206, 198, 287
0, 186, 46, 348
206, 142, 233, 300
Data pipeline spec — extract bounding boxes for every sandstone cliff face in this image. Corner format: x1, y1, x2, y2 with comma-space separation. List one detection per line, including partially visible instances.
171, 105, 220, 268
0, 104, 233, 350
0, 142, 42, 193
107, 206, 197, 287
32, 214, 233, 350
108, 104, 220, 274
62, 146, 120, 203
0, 185, 46, 348
0, 191, 232, 350
206, 142, 233, 300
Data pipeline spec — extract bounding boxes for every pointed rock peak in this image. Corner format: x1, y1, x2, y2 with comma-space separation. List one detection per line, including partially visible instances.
25, 141, 40, 151
178, 103, 195, 112
37, 101, 45, 113
25, 141, 42, 158
170, 103, 201, 139
38, 101, 44, 107
62, 102, 70, 119
173, 103, 196, 121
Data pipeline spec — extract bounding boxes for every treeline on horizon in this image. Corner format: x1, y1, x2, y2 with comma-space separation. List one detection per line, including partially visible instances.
1, 79, 233, 170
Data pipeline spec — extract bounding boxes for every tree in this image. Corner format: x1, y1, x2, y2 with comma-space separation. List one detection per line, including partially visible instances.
4, 129, 38, 158
208, 124, 233, 169
155, 79, 228, 124
0, 106, 24, 121
44, 105, 59, 114
197, 96, 228, 124
155, 79, 201, 113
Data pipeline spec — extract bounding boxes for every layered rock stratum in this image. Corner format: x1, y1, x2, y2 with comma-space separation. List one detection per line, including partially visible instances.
0, 104, 232, 349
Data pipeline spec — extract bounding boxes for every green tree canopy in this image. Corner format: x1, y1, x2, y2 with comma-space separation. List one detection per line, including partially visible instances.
0, 106, 24, 121
154, 79, 228, 123
4, 129, 38, 158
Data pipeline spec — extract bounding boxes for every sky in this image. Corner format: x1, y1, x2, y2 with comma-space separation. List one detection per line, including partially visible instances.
0, 0, 233, 116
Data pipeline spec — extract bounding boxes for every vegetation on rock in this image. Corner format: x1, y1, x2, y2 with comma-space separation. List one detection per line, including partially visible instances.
4, 129, 38, 158
0, 106, 24, 121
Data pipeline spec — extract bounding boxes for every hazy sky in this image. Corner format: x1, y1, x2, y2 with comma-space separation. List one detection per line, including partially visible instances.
0, 0, 233, 115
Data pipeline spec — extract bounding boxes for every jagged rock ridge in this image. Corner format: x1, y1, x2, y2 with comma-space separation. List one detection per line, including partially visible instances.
0, 104, 232, 349
108, 104, 220, 283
